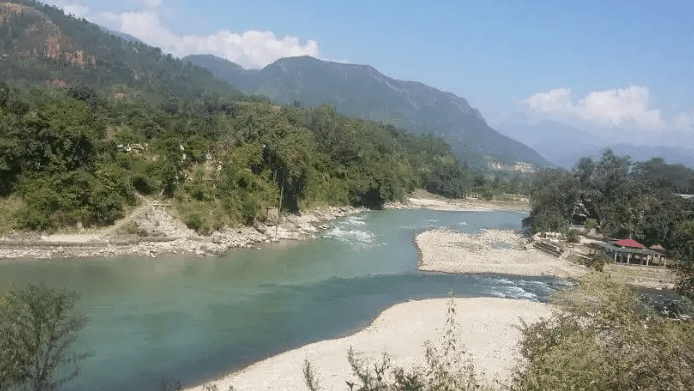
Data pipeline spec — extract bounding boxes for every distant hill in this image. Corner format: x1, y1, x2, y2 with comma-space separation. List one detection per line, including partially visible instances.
497, 118, 694, 169
0, 0, 239, 100
184, 54, 552, 168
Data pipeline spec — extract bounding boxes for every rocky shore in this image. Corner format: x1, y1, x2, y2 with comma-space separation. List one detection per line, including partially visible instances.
0, 204, 365, 260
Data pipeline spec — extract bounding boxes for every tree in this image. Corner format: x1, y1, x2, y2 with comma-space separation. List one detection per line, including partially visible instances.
0, 285, 90, 391
672, 220, 694, 300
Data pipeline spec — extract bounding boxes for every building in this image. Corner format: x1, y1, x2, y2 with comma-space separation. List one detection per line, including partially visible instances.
589, 238, 666, 267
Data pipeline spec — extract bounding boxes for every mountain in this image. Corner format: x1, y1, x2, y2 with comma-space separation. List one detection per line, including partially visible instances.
184, 54, 552, 169
496, 118, 694, 169
0, 0, 239, 100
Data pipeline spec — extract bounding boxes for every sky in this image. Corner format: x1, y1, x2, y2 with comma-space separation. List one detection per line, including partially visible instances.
42, 0, 694, 148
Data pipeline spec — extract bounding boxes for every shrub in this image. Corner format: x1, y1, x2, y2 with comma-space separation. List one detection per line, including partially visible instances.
513, 273, 694, 391
584, 253, 609, 272
532, 206, 566, 234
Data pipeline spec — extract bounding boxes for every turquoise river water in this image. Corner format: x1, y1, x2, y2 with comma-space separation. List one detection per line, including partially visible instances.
0, 209, 569, 391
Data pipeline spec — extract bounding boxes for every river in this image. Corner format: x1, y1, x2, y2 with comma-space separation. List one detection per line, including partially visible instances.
0, 209, 568, 391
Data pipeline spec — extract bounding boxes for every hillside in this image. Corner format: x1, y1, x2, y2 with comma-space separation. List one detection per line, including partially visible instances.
184, 54, 552, 169
0, 0, 240, 101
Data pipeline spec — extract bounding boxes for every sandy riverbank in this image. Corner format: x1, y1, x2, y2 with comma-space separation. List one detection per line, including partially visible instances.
387, 189, 530, 212
184, 297, 552, 391
416, 229, 588, 279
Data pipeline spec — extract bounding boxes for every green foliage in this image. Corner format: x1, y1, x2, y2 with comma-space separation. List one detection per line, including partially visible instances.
584, 218, 598, 231
528, 149, 694, 295
672, 220, 694, 299
0, 284, 90, 391
530, 206, 566, 234
631, 157, 694, 194
513, 273, 694, 391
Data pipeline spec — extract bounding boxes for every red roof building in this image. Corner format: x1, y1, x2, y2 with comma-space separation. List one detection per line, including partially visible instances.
613, 239, 645, 249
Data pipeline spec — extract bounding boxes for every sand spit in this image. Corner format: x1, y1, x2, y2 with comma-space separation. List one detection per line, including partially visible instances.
416, 229, 588, 279
184, 298, 552, 391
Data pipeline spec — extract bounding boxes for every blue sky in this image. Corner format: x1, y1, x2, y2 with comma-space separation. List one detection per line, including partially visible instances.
45, 0, 694, 147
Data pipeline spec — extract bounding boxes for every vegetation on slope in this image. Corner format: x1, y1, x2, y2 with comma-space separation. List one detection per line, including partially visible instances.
0, 83, 474, 234
184, 55, 552, 168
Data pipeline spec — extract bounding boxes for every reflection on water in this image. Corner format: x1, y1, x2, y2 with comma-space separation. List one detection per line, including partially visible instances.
0, 209, 567, 391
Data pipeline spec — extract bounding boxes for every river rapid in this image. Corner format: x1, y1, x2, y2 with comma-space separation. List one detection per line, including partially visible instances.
0, 209, 568, 391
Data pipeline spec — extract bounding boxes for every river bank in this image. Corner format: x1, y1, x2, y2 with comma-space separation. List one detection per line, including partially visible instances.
183, 297, 552, 391
0, 191, 529, 260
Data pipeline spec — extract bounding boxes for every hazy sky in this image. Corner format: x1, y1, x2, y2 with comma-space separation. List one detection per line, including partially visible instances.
43, 0, 694, 147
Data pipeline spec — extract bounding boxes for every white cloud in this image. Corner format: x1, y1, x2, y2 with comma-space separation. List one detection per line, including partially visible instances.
523, 88, 572, 114
43, 0, 320, 69
522, 86, 666, 131
674, 112, 693, 130
520, 86, 694, 146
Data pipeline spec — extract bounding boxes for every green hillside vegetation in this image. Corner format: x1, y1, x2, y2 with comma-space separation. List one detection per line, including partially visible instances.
525, 149, 694, 298
0, 83, 472, 234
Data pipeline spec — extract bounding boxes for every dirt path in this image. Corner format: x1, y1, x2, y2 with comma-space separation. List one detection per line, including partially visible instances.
98, 194, 156, 238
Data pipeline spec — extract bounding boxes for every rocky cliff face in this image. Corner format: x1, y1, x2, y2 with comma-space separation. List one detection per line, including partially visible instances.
0, 2, 94, 67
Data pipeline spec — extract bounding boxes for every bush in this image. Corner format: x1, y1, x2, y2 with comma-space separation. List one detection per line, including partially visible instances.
584, 253, 609, 272
513, 273, 694, 391
479, 188, 495, 201
531, 206, 566, 234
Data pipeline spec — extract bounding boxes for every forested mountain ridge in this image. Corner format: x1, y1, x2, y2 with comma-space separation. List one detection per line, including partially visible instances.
184, 54, 552, 169
0, 0, 240, 102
